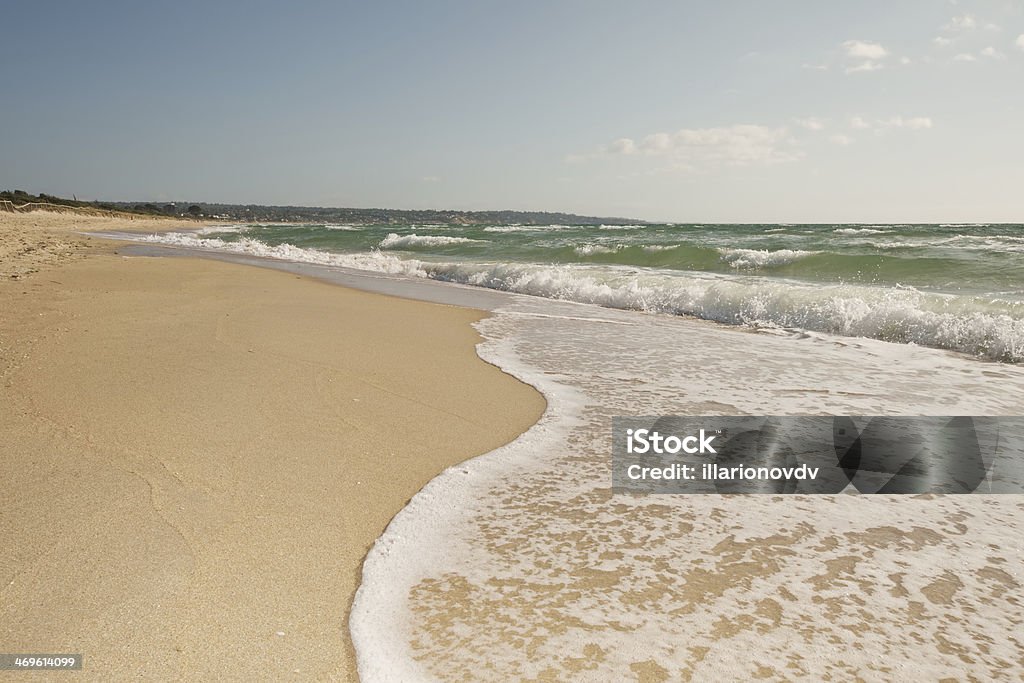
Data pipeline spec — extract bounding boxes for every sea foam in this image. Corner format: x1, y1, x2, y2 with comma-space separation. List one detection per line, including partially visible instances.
351, 292, 1024, 681
833, 227, 892, 235
719, 248, 817, 269
379, 233, 486, 249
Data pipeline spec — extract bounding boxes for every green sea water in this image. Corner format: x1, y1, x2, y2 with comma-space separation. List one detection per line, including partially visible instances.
205, 222, 1024, 296
142, 222, 1024, 361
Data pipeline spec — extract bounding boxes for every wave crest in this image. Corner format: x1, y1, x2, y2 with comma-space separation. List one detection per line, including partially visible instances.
833, 228, 892, 235
379, 233, 486, 249
720, 248, 817, 269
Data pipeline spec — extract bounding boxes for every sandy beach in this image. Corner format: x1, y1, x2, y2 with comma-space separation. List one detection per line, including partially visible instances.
0, 212, 544, 679
4, 211, 1023, 681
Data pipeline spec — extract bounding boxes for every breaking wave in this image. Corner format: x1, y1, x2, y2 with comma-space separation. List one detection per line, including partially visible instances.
379, 233, 486, 249
833, 228, 892, 235
720, 248, 818, 269
136, 231, 1024, 362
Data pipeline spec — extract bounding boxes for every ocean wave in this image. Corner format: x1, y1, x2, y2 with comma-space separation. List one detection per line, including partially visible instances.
321, 224, 363, 231
135, 232, 1024, 361
866, 240, 931, 249
379, 233, 487, 249
573, 244, 618, 256
138, 232, 429, 276
868, 235, 1024, 253
833, 228, 892, 235
947, 235, 1024, 252
955, 234, 1024, 243
193, 224, 249, 235
720, 248, 818, 269
425, 263, 1024, 361
483, 225, 573, 233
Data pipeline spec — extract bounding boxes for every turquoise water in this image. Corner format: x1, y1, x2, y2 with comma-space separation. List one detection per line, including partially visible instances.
144, 222, 1024, 361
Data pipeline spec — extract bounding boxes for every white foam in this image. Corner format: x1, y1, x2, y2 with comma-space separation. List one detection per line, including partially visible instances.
573, 243, 618, 256
869, 235, 1024, 253
350, 307, 583, 682
379, 233, 486, 249
321, 224, 364, 231
137, 232, 430, 277
946, 234, 1024, 253
193, 224, 249, 235
719, 248, 817, 269
482, 224, 574, 233
833, 227, 892, 235
482, 225, 528, 233
351, 293, 1024, 681
436, 264, 1024, 361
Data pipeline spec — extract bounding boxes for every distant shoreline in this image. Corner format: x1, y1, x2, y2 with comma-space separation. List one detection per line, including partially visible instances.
1, 190, 644, 226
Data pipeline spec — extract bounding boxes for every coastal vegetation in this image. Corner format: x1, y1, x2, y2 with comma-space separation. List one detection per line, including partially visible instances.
0, 190, 640, 225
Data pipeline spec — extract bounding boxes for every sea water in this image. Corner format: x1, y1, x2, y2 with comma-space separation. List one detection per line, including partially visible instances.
136, 221, 1024, 362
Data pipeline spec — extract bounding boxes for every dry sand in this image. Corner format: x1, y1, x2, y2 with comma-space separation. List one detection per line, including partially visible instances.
0, 212, 545, 679
0, 211, 201, 279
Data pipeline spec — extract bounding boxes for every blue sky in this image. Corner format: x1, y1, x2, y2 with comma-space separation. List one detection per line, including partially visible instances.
2, 0, 1023, 221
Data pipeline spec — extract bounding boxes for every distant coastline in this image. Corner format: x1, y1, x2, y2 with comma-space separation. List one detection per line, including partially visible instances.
0, 190, 642, 226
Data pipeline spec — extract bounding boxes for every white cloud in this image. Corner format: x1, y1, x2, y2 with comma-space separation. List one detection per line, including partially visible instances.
640, 133, 672, 152
841, 40, 889, 73
843, 40, 889, 60
608, 138, 637, 155
421, 175, 441, 183
953, 52, 977, 61
980, 46, 1003, 59
1016, 34, 1024, 50
933, 36, 952, 46
900, 56, 912, 65
578, 115, 931, 171
585, 124, 802, 168
801, 63, 829, 71
849, 116, 933, 132
878, 116, 933, 130
846, 60, 884, 73
795, 117, 825, 131
944, 14, 977, 31
942, 13, 999, 32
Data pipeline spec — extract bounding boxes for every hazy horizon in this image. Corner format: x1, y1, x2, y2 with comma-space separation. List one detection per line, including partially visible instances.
4, 1, 1023, 223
